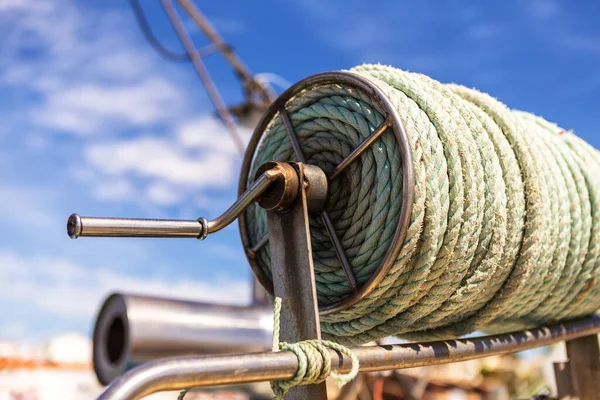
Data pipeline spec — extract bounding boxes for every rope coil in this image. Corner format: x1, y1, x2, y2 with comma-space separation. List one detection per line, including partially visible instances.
246, 64, 600, 344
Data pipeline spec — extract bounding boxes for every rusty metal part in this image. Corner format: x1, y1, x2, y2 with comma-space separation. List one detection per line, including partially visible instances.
267, 163, 328, 399
92, 293, 272, 385
302, 164, 329, 212
67, 163, 284, 239
238, 71, 414, 314
254, 162, 299, 212
554, 333, 600, 399
97, 315, 600, 400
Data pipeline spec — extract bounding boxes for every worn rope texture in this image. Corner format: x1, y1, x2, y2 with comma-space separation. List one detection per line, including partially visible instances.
245, 64, 600, 345
269, 297, 359, 399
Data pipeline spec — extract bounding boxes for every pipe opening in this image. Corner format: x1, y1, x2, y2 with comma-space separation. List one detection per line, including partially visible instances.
106, 316, 125, 364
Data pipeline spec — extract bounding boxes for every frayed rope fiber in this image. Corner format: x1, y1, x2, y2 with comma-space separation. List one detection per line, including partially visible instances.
269, 298, 359, 399
178, 298, 360, 400
245, 64, 600, 345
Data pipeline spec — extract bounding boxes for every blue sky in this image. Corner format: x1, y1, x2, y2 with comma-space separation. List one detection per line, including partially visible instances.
0, 0, 598, 341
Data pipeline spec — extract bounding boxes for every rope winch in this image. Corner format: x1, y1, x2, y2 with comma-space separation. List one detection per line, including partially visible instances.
240, 64, 600, 344
67, 64, 600, 400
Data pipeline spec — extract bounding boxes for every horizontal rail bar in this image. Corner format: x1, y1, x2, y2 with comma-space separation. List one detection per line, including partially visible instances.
98, 315, 600, 400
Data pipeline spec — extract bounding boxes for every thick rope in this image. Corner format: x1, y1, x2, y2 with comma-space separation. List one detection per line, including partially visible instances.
269, 297, 359, 399
245, 64, 600, 344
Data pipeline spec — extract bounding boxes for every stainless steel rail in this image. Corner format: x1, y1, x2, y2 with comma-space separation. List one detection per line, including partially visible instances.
98, 315, 600, 400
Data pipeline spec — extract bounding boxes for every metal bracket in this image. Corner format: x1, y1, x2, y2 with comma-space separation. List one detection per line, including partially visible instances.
554, 334, 600, 400
267, 163, 328, 399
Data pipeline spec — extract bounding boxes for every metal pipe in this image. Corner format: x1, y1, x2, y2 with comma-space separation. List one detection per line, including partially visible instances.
93, 293, 273, 385
68, 167, 281, 239
98, 315, 600, 400
161, 0, 245, 154
174, 0, 275, 105
67, 215, 204, 239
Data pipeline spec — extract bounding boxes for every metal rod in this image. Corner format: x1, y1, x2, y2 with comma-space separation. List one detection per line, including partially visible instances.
98, 315, 600, 400
68, 168, 281, 239
175, 0, 274, 104
280, 108, 306, 163
248, 235, 269, 256
320, 211, 358, 292
207, 172, 274, 233
67, 215, 204, 239
267, 163, 328, 399
160, 0, 245, 154
330, 121, 391, 181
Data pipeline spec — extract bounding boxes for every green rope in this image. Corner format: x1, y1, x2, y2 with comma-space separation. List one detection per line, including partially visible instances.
270, 297, 359, 399
245, 63, 600, 344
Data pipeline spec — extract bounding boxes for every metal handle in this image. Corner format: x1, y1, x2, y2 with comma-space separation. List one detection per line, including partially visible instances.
67, 163, 292, 240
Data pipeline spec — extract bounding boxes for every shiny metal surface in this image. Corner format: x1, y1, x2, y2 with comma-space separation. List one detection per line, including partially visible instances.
267, 163, 328, 399
67, 215, 204, 239
254, 162, 299, 212
238, 71, 415, 314
68, 165, 282, 239
207, 170, 278, 232
93, 293, 272, 385
98, 315, 600, 400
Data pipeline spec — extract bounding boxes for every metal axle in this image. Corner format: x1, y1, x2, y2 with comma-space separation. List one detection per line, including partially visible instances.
97, 315, 600, 400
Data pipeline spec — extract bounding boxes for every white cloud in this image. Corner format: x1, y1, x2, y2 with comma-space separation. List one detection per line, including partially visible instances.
0, 321, 30, 339
558, 34, 600, 55
0, 0, 40, 11
146, 182, 181, 206
526, 0, 560, 22
35, 79, 182, 135
523, 0, 600, 56
91, 179, 136, 202
0, 0, 187, 136
0, 185, 60, 231
0, 249, 251, 318
176, 117, 246, 154
468, 24, 503, 41
85, 136, 235, 187
83, 116, 247, 206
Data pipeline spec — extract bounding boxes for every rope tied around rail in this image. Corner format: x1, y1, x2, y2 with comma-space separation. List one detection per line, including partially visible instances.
270, 297, 359, 399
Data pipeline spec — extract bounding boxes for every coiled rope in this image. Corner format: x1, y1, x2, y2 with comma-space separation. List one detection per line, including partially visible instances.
245, 64, 600, 345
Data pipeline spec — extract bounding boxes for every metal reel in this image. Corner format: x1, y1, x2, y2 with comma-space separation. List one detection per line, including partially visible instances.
238, 71, 414, 315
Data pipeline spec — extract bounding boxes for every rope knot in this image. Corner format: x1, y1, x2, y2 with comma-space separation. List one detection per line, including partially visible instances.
270, 297, 360, 400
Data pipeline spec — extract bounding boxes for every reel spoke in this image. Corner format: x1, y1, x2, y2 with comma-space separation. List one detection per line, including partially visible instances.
330, 119, 391, 181
280, 107, 307, 163
320, 210, 358, 293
